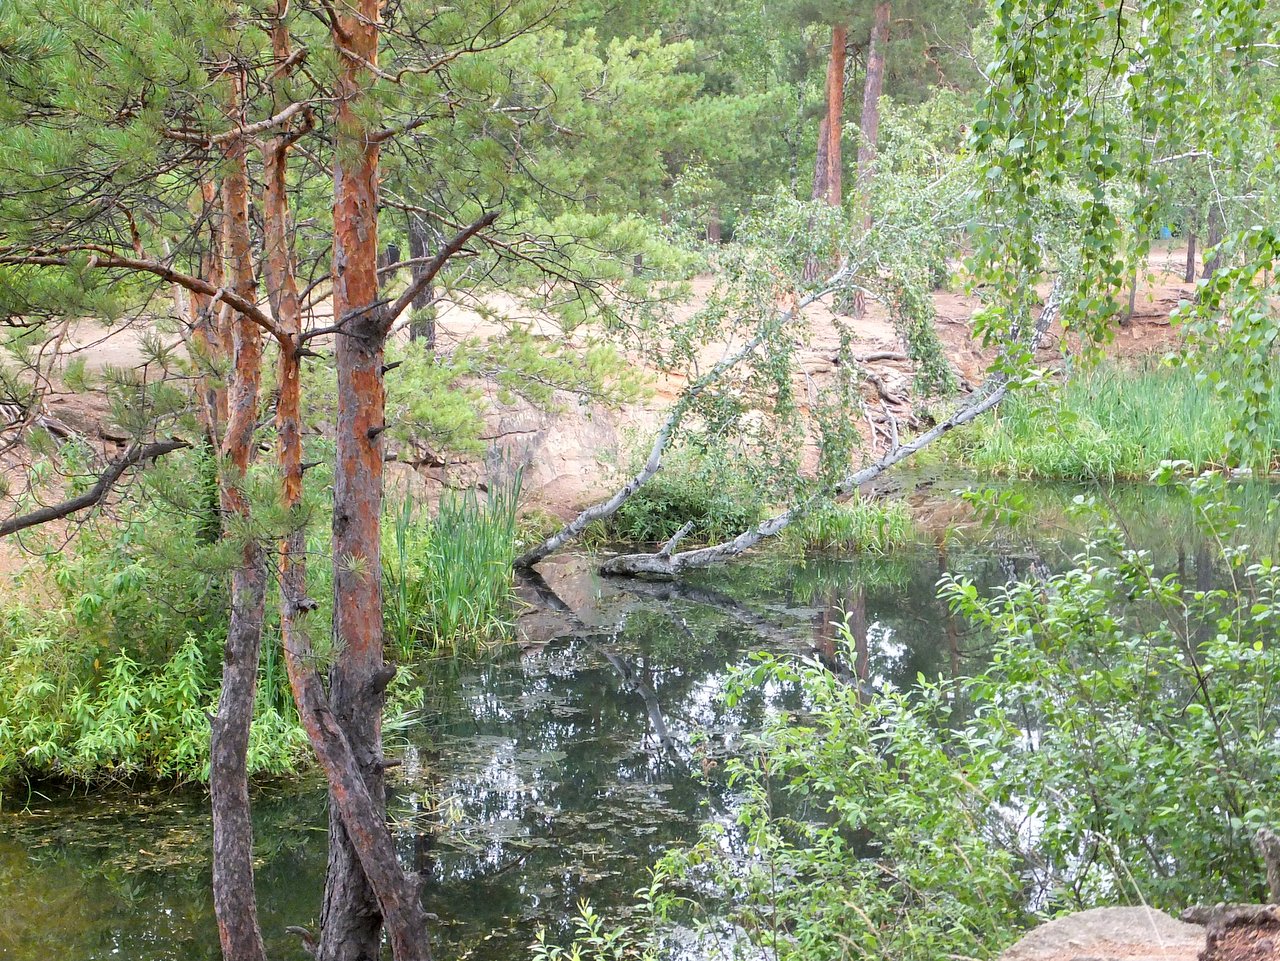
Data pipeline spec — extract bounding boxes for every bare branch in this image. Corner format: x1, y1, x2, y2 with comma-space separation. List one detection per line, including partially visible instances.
1, 439, 190, 538
0, 248, 285, 342
383, 211, 499, 326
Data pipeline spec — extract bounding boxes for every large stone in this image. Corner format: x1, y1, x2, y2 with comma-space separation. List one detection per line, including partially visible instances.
1000, 907, 1206, 961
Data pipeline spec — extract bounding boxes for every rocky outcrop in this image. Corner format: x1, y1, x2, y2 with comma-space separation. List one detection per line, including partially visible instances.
1001, 908, 1205, 961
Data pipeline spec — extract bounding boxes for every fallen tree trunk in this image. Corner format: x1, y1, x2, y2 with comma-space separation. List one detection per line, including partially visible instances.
514, 263, 853, 569
599, 282, 1063, 579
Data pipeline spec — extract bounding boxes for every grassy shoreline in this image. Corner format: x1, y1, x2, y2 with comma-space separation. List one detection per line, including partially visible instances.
946, 361, 1280, 480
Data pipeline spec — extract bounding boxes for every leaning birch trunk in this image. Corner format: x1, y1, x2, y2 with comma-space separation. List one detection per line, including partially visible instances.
514, 263, 853, 570
208, 69, 271, 961
599, 281, 1064, 579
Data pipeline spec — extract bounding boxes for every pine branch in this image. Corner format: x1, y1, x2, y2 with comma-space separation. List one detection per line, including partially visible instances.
0, 439, 189, 537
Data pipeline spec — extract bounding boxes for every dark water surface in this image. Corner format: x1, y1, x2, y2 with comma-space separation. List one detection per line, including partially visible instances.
3, 481, 1275, 960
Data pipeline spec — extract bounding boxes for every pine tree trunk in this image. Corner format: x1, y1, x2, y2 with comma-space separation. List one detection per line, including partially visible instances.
812, 117, 830, 202
856, 2, 891, 228
320, 4, 434, 959
1185, 232, 1197, 284
322, 1, 388, 950
407, 213, 436, 349
824, 25, 847, 208
208, 69, 270, 961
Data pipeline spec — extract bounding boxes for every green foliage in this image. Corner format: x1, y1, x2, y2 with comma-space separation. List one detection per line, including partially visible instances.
937, 473, 1280, 907
554, 474, 1280, 961
782, 497, 912, 553
953, 361, 1280, 479
607, 447, 763, 545
971, 0, 1280, 459
655, 658, 1029, 961
383, 477, 522, 659
0, 507, 307, 787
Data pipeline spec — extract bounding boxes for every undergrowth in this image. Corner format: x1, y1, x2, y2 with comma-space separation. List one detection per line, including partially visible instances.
604, 449, 763, 545
0, 463, 519, 790
783, 498, 912, 553
383, 475, 521, 659
953, 361, 1280, 479
0, 509, 308, 788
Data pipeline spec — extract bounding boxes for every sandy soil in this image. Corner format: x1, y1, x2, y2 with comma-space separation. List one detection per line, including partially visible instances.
1000, 907, 1206, 961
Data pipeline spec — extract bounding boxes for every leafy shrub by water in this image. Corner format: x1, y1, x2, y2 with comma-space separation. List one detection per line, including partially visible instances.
956, 361, 1280, 479
606, 449, 763, 545
0, 510, 308, 788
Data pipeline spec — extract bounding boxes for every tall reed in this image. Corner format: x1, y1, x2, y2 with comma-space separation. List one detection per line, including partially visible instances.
383, 473, 521, 659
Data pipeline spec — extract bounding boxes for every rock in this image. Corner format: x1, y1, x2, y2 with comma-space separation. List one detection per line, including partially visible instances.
1001, 907, 1206, 961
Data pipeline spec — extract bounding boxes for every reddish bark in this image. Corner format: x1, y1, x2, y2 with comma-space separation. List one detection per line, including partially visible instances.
208, 70, 270, 961
856, 1, 891, 226
823, 25, 847, 208
321, 3, 433, 959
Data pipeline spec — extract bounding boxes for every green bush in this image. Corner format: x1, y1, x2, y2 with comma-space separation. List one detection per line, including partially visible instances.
0, 509, 308, 787
607, 449, 763, 545
553, 474, 1280, 961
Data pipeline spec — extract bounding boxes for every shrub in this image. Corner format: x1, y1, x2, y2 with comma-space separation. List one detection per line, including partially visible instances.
0, 509, 308, 788
607, 449, 763, 545
553, 473, 1280, 961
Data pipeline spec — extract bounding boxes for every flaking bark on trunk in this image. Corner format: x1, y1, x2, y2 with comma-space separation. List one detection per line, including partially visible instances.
260, 37, 433, 956
320, 3, 434, 959
208, 69, 270, 961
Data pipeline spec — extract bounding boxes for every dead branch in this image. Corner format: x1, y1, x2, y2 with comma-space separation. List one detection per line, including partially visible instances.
0, 438, 190, 537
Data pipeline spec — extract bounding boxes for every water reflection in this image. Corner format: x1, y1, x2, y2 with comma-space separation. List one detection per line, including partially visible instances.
2, 480, 1275, 959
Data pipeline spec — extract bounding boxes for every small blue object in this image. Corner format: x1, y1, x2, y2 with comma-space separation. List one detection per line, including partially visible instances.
1159, 226, 1172, 239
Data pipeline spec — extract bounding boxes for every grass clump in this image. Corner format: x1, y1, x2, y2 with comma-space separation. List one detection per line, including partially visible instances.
955, 361, 1280, 480
384, 475, 521, 659
784, 497, 912, 553
606, 449, 763, 545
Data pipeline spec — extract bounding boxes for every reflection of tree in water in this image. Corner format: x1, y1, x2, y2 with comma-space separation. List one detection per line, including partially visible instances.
10, 483, 1261, 961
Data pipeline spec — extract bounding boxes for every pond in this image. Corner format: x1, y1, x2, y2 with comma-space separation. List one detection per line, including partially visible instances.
2, 480, 1275, 960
